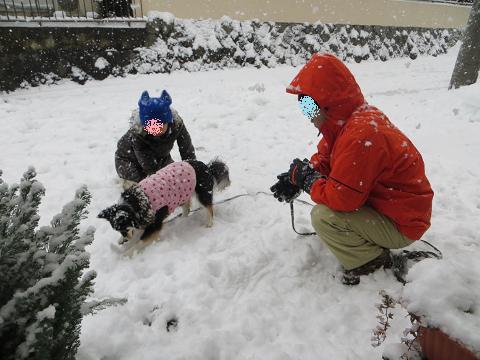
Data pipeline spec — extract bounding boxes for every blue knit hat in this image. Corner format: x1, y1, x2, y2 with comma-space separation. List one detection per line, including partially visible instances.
138, 90, 173, 126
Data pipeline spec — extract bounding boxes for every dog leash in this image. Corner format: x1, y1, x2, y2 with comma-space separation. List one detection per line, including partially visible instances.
289, 201, 317, 236
163, 191, 443, 257
289, 201, 442, 258
164, 191, 313, 236
163, 192, 268, 224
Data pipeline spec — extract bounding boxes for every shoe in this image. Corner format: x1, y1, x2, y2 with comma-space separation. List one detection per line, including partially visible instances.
342, 249, 392, 286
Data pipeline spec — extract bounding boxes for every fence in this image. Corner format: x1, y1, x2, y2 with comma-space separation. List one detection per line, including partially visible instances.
427, 0, 472, 3
0, 0, 144, 20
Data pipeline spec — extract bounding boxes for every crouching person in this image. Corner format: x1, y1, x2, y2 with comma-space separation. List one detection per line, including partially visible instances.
115, 90, 196, 189
271, 53, 434, 285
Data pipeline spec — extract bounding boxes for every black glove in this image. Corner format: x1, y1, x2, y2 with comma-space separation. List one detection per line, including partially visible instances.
270, 172, 302, 203
288, 158, 324, 194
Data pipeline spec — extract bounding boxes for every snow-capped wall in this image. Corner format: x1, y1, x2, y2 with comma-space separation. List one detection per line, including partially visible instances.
0, 13, 461, 91
127, 13, 461, 75
402, 258, 480, 356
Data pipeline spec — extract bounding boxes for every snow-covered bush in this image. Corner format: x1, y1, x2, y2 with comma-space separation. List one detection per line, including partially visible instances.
372, 291, 423, 360
0, 168, 95, 360
7, 11, 461, 90
127, 13, 461, 76
9, 12, 460, 90
71, 66, 89, 85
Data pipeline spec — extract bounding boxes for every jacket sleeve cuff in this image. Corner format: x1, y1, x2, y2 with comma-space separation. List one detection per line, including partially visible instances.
303, 173, 326, 194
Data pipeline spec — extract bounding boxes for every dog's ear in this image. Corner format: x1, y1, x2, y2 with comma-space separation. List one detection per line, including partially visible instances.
98, 205, 118, 221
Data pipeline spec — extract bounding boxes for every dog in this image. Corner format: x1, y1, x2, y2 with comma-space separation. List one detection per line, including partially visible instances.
98, 158, 230, 256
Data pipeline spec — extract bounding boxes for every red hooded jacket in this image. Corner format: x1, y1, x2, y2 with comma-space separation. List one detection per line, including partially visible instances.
287, 53, 433, 240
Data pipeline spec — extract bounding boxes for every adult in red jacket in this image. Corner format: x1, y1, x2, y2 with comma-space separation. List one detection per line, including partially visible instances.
271, 53, 434, 285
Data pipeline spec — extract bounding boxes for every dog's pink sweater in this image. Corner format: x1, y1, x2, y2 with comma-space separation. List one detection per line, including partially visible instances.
138, 162, 196, 214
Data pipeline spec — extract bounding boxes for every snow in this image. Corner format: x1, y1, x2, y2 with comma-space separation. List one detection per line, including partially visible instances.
148, 11, 175, 24
124, 13, 458, 82
1, 46, 480, 359
94, 57, 110, 70
37, 305, 56, 320
71, 66, 87, 80
403, 257, 480, 355
53, 11, 67, 18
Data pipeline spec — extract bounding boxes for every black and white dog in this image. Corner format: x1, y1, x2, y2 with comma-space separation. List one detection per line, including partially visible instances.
98, 159, 230, 256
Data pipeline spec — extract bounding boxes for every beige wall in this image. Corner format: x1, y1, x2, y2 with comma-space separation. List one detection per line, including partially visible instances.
142, 0, 470, 28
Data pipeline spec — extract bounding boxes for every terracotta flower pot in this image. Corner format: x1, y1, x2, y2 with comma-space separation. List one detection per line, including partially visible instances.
418, 326, 479, 360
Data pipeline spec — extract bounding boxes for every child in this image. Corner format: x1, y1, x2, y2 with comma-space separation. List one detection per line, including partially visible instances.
115, 90, 196, 189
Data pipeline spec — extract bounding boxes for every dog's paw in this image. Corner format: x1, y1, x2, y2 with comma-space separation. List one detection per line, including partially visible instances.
118, 236, 129, 245
122, 247, 137, 258
122, 237, 157, 258
110, 242, 129, 254
206, 221, 213, 228
182, 202, 191, 217
122, 242, 143, 258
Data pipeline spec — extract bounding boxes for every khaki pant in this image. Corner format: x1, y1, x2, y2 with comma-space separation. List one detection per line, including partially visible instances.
310, 204, 414, 270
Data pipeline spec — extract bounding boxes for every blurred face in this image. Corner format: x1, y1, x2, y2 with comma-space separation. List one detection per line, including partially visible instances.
298, 95, 327, 130
144, 119, 168, 136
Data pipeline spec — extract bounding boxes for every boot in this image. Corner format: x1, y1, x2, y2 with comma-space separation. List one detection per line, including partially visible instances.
342, 249, 392, 286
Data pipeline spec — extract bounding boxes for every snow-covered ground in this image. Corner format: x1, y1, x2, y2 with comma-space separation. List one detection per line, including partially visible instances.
1, 46, 479, 359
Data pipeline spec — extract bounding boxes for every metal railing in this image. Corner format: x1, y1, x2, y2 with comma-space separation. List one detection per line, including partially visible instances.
0, 0, 144, 21
420, 0, 473, 4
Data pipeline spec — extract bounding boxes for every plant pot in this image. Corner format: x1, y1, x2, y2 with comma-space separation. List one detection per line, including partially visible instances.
418, 326, 479, 360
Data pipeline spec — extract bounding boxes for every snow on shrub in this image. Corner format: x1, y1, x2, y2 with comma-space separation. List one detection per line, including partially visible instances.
126, 12, 460, 76
95, 57, 110, 70
0, 168, 124, 360
13, 12, 460, 89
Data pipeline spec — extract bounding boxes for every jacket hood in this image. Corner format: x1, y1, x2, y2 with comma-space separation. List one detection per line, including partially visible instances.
287, 53, 365, 144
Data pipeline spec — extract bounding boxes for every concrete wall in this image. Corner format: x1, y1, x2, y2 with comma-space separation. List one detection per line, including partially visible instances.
142, 0, 471, 28
0, 23, 147, 91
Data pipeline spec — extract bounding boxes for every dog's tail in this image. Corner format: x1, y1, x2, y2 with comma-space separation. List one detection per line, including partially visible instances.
208, 158, 231, 192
